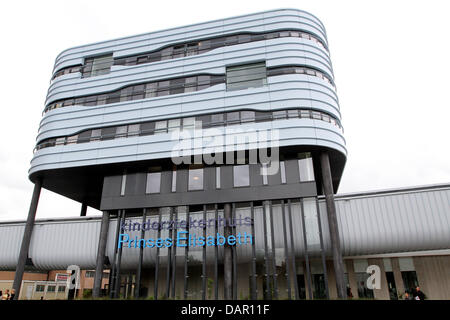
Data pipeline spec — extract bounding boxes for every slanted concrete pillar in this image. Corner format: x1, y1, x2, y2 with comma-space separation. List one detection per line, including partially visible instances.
93, 211, 110, 298
12, 178, 43, 300
320, 152, 346, 299
80, 203, 87, 217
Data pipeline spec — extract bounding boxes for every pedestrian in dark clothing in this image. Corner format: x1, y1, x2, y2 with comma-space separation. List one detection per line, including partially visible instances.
413, 286, 426, 300
346, 286, 353, 299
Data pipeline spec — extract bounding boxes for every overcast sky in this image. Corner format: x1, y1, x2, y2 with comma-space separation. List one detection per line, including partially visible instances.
0, 0, 449, 221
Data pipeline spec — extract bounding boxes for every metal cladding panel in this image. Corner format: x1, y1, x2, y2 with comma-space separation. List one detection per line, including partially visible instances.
318, 186, 450, 256
0, 185, 449, 270
28, 219, 101, 270
45, 40, 332, 106
52, 9, 327, 72
0, 224, 24, 270
30, 119, 346, 176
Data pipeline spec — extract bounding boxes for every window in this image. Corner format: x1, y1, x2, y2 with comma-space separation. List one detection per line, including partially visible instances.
287, 110, 299, 118
116, 126, 128, 138
211, 114, 224, 125
86, 271, 95, 278
58, 286, 66, 292
168, 119, 180, 133
83, 54, 113, 78
131, 85, 145, 100
241, 111, 255, 123
47, 286, 56, 292
280, 161, 286, 184
155, 120, 167, 134
128, 124, 140, 137
90, 129, 101, 142
146, 168, 162, 194
120, 173, 127, 196
188, 166, 203, 191
226, 112, 240, 124
185, 77, 197, 93
145, 83, 158, 98
273, 110, 286, 119
197, 75, 210, 90
216, 167, 221, 189
183, 117, 195, 130
226, 62, 267, 91
171, 168, 177, 192
36, 285, 45, 292
157, 81, 170, 96
170, 78, 185, 94
298, 153, 315, 182
233, 165, 250, 187
262, 163, 268, 185
140, 122, 155, 136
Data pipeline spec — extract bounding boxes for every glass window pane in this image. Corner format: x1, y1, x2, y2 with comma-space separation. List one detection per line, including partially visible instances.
273, 110, 286, 119
188, 168, 203, 191
262, 164, 268, 185
90, 54, 113, 77
298, 153, 315, 182
226, 62, 267, 91
233, 165, 250, 187
157, 81, 170, 96
197, 75, 210, 90
128, 124, 140, 136
183, 117, 195, 129
132, 84, 145, 100
120, 87, 132, 102
216, 167, 221, 189
155, 120, 167, 134
211, 114, 224, 125
280, 161, 286, 183
120, 174, 127, 196
170, 78, 185, 94
168, 119, 181, 133
146, 172, 161, 194
312, 111, 322, 120
140, 122, 155, 136
241, 111, 255, 123
226, 112, 240, 124
160, 47, 173, 60
91, 129, 102, 141
171, 169, 177, 192
116, 126, 127, 138
300, 110, 311, 119
288, 110, 299, 118
145, 83, 158, 98
185, 76, 197, 92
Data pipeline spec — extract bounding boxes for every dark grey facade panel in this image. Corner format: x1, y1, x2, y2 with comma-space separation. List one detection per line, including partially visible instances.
101, 182, 317, 210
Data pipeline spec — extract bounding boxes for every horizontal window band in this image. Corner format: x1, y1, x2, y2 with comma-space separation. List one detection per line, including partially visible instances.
44, 65, 334, 114
51, 29, 328, 81
35, 107, 342, 152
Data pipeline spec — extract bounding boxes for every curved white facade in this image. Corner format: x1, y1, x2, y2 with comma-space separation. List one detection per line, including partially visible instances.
30, 9, 345, 181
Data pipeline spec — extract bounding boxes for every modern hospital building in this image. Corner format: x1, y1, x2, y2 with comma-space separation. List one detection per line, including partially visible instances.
1, 9, 449, 300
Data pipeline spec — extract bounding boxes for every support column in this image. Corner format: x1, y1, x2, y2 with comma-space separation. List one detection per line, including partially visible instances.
80, 203, 87, 217
12, 178, 42, 300
135, 208, 146, 298
320, 152, 346, 299
93, 210, 110, 298
223, 203, 233, 299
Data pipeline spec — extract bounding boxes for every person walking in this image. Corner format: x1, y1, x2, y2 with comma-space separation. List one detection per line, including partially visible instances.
9, 289, 15, 300
2, 289, 10, 300
413, 286, 426, 300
